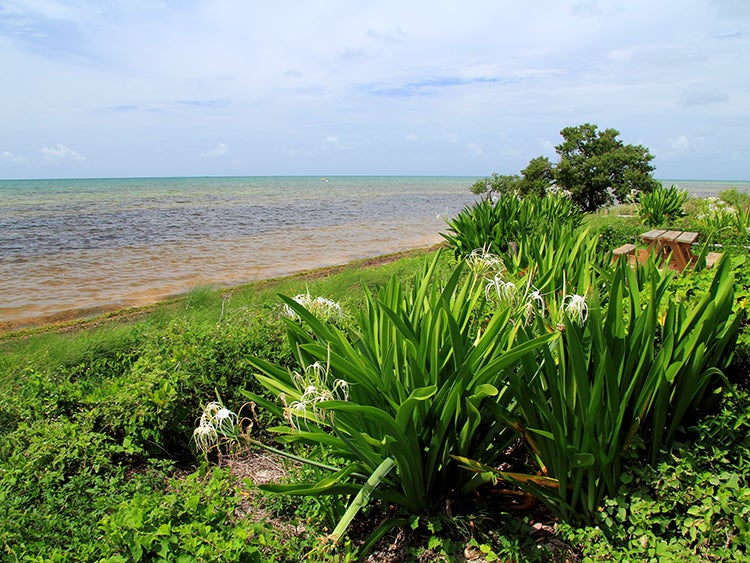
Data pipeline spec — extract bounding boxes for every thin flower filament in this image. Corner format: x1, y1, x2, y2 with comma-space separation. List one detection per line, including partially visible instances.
563, 294, 588, 326
486, 275, 518, 308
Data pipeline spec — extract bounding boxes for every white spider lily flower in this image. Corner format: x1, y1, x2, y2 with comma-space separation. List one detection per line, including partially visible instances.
286, 358, 350, 431
331, 379, 350, 401
214, 407, 238, 435
194, 401, 241, 451
287, 399, 309, 431
485, 275, 519, 308
192, 423, 218, 453
307, 361, 327, 379
199, 401, 222, 427
523, 289, 546, 324
465, 248, 503, 278
564, 294, 589, 326
283, 292, 343, 322
312, 296, 342, 318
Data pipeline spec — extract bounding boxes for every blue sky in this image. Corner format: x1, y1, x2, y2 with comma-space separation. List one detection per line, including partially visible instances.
1, 0, 748, 180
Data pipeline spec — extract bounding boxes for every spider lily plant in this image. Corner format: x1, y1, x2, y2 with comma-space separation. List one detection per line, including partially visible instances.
457, 255, 739, 525
441, 193, 583, 267
244, 251, 554, 547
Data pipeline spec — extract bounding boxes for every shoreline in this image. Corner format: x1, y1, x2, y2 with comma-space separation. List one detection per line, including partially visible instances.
0, 244, 442, 338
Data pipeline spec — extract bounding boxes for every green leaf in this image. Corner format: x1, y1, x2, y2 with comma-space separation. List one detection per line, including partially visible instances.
328, 457, 397, 544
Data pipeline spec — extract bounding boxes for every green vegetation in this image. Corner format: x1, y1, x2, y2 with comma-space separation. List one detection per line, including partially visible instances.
246, 253, 555, 548
637, 184, 689, 227
472, 123, 660, 212
440, 192, 583, 267
2, 192, 750, 562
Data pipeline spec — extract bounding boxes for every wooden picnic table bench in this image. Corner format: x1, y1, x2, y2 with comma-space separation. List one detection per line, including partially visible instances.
640, 229, 699, 270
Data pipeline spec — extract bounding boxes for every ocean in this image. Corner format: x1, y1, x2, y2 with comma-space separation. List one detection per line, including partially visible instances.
0, 176, 476, 328
1, 176, 747, 329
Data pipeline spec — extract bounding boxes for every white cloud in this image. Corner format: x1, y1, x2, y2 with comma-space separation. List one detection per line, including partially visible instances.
1, 150, 24, 162
671, 136, 690, 151
0, 1, 748, 179
40, 144, 86, 162
201, 143, 228, 157
468, 143, 484, 157
659, 135, 707, 160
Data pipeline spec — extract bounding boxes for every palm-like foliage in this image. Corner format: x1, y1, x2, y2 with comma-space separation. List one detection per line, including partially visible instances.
244, 220, 740, 542
441, 193, 583, 263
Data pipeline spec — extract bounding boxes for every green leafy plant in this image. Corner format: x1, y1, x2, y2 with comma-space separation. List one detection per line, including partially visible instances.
244, 252, 554, 548
457, 255, 739, 524
0, 411, 171, 561
562, 386, 750, 561
99, 467, 264, 562
637, 184, 688, 227
441, 193, 583, 263
694, 197, 742, 237
719, 187, 750, 209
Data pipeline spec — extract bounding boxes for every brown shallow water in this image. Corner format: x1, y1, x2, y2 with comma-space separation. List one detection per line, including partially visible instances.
0, 217, 445, 331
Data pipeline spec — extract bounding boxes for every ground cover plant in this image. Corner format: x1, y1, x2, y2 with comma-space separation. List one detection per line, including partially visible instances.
1, 203, 749, 562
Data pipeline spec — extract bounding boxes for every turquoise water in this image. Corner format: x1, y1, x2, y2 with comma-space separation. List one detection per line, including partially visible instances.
1, 176, 747, 328
0, 176, 475, 326
660, 179, 750, 199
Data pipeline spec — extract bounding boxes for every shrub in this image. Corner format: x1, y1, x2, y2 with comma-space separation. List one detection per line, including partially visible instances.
87, 315, 291, 457
0, 412, 171, 561
691, 196, 750, 248
720, 187, 750, 209
441, 193, 583, 263
595, 220, 643, 253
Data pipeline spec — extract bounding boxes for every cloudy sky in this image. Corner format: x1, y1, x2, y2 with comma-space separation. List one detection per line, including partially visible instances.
1, 0, 748, 180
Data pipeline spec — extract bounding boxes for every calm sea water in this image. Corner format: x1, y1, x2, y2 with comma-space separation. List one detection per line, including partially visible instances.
1, 176, 747, 329
0, 176, 476, 327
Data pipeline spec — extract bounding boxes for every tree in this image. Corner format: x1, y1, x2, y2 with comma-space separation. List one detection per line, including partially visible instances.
470, 173, 521, 199
517, 156, 554, 197
554, 123, 660, 212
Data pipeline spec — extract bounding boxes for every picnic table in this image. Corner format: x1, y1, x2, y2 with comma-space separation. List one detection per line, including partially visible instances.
640, 229, 699, 271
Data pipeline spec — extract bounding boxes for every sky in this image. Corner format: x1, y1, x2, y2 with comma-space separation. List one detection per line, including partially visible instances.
1, 0, 749, 180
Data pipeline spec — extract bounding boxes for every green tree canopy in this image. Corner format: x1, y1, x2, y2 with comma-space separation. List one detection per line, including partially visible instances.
471, 123, 661, 212
470, 173, 521, 199
516, 156, 554, 197
554, 123, 660, 211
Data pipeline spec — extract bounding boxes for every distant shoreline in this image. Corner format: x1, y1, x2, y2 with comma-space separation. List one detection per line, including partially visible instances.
1, 174, 749, 183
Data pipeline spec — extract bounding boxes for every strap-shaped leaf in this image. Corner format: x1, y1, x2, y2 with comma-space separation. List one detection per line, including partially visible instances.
328, 457, 397, 544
